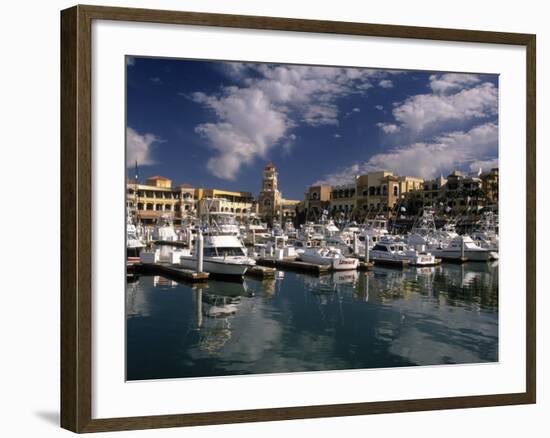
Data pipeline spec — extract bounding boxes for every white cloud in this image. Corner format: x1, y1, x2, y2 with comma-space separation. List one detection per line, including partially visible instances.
378, 79, 394, 88
193, 87, 288, 180
375, 105, 384, 111
191, 64, 393, 179
429, 73, 481, 94
126, 127, 160, 167
316, 122, 498, 184
150, 77, 162, 84
392, 82, 498, 132
376, 122, 400, 134
469, 158, 499, 174
304, 104, 339, 126
333, 133, 341, 138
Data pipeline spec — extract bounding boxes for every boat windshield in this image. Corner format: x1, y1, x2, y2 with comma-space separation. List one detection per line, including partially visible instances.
204, 247, 246, 257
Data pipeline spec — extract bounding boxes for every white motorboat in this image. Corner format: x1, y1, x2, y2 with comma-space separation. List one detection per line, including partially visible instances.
127, 218, 145, 264
370, 241, 438, 266
179, 234, 256, 276
299, 246, 359, 271
429, 235, 498, 261
152, 214, 178, 242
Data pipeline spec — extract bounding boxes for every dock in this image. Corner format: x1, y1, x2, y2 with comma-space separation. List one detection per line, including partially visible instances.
246, 265, 277, 279
438, 256, 469, 263
372, 259, 409, 268
256, 257, 331, 275
358, 261, 374, 271
134, 263, 209, 282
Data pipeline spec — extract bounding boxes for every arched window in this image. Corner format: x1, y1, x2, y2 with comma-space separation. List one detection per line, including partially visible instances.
393, 185, 398, 196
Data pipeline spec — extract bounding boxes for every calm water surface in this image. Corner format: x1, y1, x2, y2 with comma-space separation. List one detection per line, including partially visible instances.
126, 262, 498, 380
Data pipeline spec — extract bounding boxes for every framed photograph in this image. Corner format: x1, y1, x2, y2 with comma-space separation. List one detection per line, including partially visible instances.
60, 4, 536, 433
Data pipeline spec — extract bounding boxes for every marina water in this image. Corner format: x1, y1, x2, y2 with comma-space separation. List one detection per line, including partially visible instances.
126, 262, 498, 380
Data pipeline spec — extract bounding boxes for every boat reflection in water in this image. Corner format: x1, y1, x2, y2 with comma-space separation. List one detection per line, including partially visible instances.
126, 262, 498, 380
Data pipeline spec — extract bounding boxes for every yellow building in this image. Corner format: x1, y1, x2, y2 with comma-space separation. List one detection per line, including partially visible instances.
356, 171, 400, 215
127, 176, 191, 224
196, 188, 256, 220
397, 176, 424, 198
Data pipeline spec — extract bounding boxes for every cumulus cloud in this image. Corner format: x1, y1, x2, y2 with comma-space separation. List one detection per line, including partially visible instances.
376, 122, 400, 134
429, 73, 481, 94
469, 158, 499, 174
316, 122, 498, 185
378, 79, 394, 88
192, 87, 288, 180
375, 105, 384, 111
392, 82, 497, 132
190, 64, 394, 179
126, 127, 160, 167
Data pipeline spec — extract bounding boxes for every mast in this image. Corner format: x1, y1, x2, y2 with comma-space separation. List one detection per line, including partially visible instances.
134, 159, 139, 225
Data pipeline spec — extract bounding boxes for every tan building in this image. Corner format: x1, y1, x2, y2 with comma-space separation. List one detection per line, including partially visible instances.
195, 188, 255, 220
258, 162, 283, 222
304, 185, 331, 219
397, 176, 424, 198
480, 168, 499, 205
127, 176, 193, 224
329, 182, 357, 217
355, 171, 400, 215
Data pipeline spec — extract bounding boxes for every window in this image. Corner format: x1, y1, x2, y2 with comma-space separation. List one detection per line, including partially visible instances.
393, 186, 398, 196
372, 244, 388, 252
376, 187, 381, 195
203, 247, 246, 257
369, 187, 375, 196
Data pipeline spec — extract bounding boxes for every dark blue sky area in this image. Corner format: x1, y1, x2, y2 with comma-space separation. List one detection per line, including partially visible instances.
126, 57, 498, 200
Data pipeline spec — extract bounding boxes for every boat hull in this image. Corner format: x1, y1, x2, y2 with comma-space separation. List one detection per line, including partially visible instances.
430, 249, 498, 261
300, 253, 358, 271
180, 257, 250, 276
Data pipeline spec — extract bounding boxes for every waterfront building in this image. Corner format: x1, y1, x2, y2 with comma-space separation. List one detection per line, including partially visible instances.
126, 176, 185, 224
330, 182, 357, 217
304, 184, 331, 219
195, 188, 256, 221
397, 176, 425, 199
480, 168, 499, 205
441, 170, 485, 212
356, 171, 400, 216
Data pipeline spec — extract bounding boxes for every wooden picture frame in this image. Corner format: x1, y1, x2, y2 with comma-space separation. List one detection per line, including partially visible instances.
60, 4, 536, 433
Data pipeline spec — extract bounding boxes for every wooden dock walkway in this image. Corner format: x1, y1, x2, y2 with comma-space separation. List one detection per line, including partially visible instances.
134, 263, 209, 282
256, 257, 331, 275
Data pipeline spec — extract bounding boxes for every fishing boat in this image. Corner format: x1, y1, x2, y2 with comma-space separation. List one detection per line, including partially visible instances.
127, 216, 145, 265
179, 234, 256, 277
299, 246, 359, 271
370, 240, 437, 266
429, 235, 498, 261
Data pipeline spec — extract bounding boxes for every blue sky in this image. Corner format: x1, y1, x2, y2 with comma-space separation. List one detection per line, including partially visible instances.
126, 57, 498, 200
